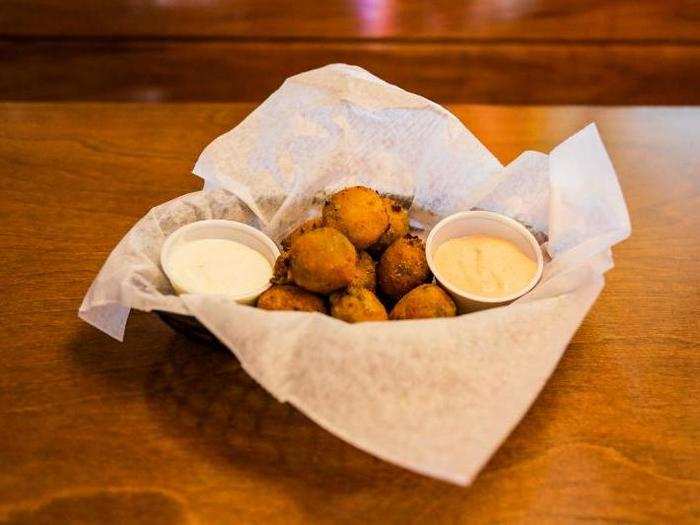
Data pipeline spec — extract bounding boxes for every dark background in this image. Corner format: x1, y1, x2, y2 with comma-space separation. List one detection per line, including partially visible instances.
2, 0, 699, 104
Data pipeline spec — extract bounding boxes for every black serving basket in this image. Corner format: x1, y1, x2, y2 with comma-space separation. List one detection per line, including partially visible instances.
155, 311, 228, 350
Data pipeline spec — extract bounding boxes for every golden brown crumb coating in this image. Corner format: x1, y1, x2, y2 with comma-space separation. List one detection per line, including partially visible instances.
270, 250, 292, 284
289, 227, 357, 294
330, 287, 388, 323
349, 250, 376, 291
257, 285, 327, 313
377, 234, 431, 297
281, 216, 323, 250
322, 186, 389, 249
370, 197, 410, 254
389, 284, 457, 320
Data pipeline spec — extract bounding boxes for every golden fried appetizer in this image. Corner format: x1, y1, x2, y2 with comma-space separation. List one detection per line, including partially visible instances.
330, 287, 388, 323
377, 234, 431, 297
322, 186, 389, 249
390, 284, 457, 320
281, 216, 323, 250
289, 227, 357, 294
370, 197, 410, 254
349, 250, 376, 291
257, 285, 327, 313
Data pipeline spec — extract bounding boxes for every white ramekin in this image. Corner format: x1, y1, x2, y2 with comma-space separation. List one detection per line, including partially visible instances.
160, 219, 280, 304
425, 211, 544, 312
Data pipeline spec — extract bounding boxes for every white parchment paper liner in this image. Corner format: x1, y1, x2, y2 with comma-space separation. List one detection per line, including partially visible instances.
79, 64, 630, 485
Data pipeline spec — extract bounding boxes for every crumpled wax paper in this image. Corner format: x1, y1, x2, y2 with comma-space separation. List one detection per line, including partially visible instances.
79, 64, 630, 485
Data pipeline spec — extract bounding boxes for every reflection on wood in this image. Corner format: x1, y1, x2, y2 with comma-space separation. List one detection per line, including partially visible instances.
1, 0, 698, 103
1, 0, 698, 40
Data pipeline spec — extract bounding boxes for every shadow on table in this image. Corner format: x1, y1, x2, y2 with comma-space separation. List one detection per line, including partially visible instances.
69, 313, 533, 522
144, 335, 477, 520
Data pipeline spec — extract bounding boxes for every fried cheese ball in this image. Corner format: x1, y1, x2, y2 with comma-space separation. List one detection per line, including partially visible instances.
257, 285, 327, 313
330, 287, 388, 323
370, 197, 410, 254
322, 186, 389, 249
389, 284, 457, 320
281, 216, 323, 250
289, 227, 357, 294
349, 250, 376, 291
377, 234, 431, 297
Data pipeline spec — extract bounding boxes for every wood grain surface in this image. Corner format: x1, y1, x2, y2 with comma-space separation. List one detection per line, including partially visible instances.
3, 41, 700, 105
2, 0, 699, 104
0, 103, 698, 524
2, 0, 698, 40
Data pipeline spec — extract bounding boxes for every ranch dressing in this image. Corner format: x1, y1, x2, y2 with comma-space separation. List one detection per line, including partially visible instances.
433, 234, 537, 298
167, 238, 272, 296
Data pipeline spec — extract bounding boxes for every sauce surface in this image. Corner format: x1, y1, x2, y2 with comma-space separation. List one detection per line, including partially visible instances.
433, 234, 537, 298
168, 238, 272, 296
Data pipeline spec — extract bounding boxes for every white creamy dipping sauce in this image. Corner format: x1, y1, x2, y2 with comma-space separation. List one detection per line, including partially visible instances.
167, 238, 272, 296
433, 234, 537, 298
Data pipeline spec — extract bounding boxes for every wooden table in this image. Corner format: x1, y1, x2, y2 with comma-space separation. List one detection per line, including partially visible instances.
2, 1, 700, 105
0, 103, 697, 524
